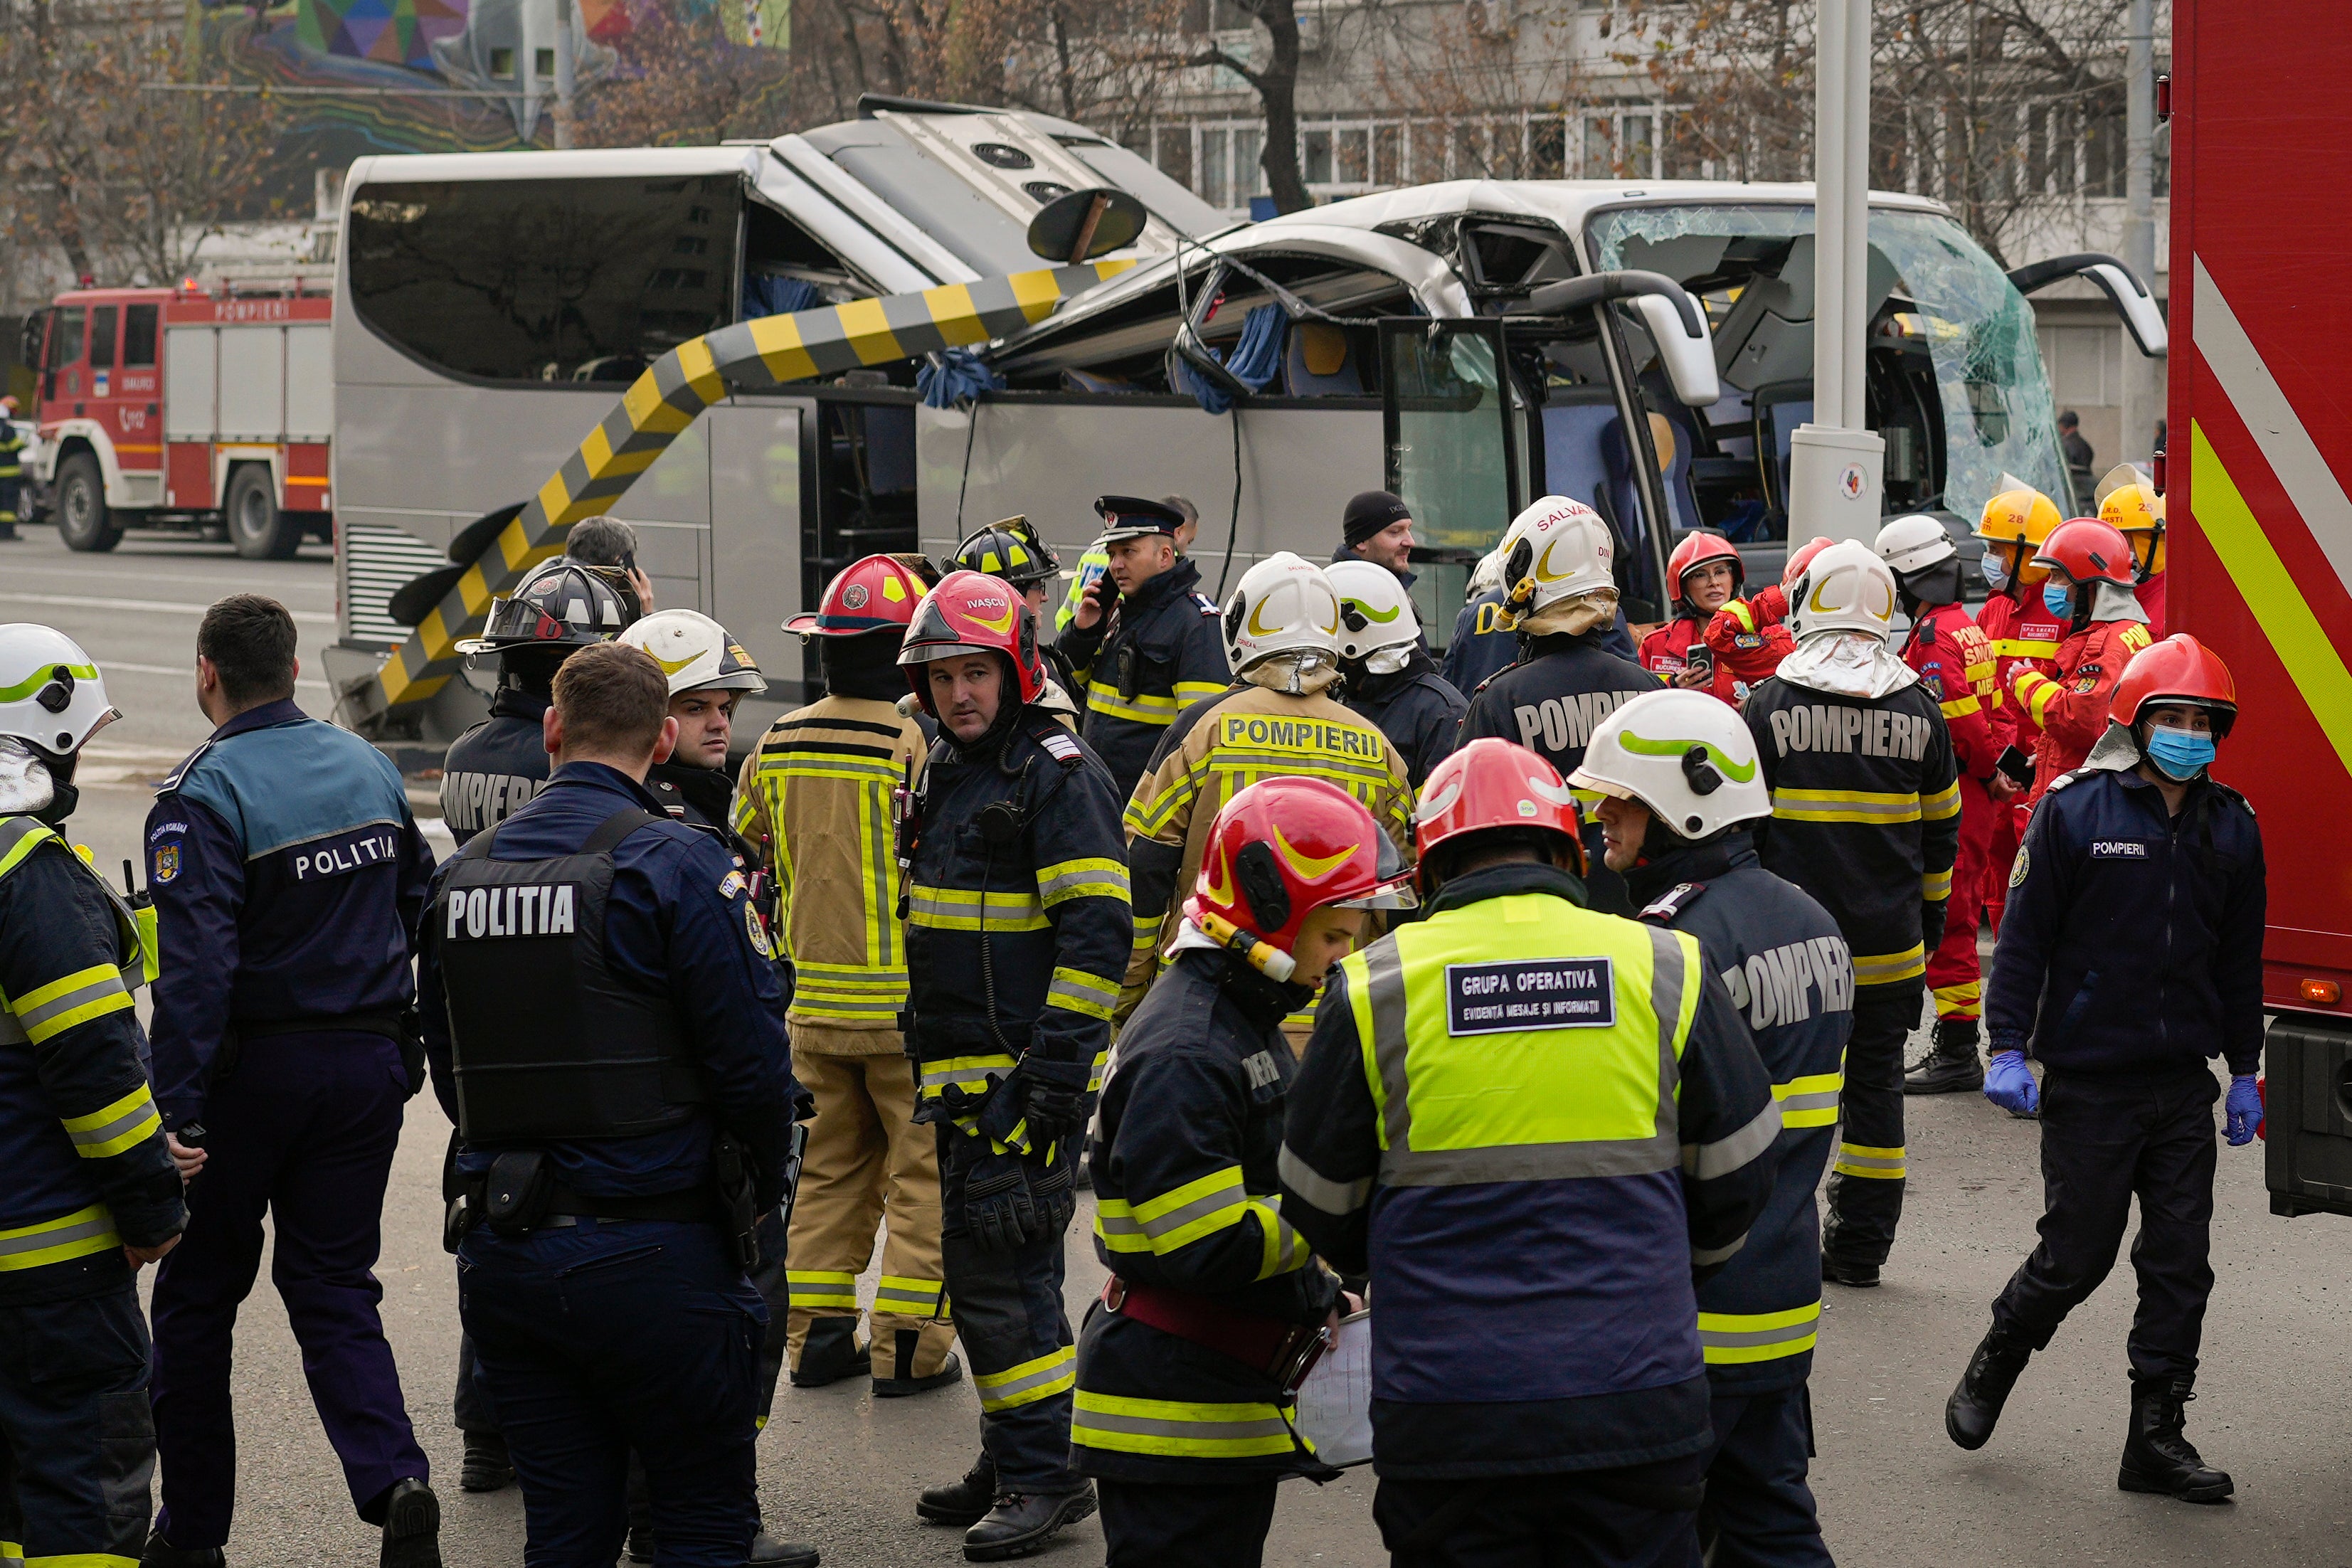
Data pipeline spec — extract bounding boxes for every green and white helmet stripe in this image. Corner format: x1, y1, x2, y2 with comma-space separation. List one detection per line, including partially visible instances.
1568, 688, 1770, 841
0, 625, 118, 756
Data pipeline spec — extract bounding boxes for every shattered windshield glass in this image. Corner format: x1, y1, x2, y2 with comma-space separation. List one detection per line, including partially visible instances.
1586, 202, 2069, 524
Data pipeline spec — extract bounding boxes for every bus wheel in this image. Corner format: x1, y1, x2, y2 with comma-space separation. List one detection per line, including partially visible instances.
55, 453, 121, 553
227, 465, 300, 560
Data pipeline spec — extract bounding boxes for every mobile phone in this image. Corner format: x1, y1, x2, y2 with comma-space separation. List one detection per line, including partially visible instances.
1995, 745, 2035, 787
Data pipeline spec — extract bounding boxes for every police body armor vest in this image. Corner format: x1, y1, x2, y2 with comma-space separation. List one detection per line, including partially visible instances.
434, 807, 705, 1142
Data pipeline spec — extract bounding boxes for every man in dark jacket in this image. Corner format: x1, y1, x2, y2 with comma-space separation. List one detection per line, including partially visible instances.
1946, 635, 2262, 1505
1076, 777, 1411, 1567
1335, 489, 1416, 588
1056, 496, 1229, 803
1328, 558, 1463, 790
1281, 737, 1777, 1568
1574, 689, 1849, 1568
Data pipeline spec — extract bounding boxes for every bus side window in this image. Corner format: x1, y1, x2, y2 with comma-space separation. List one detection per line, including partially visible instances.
124, 304, 159, 368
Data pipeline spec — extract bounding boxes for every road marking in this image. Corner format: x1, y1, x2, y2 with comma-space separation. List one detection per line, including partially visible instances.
93, 659, 327, 690
0, 560, 334, 596
0, 590, 336, 624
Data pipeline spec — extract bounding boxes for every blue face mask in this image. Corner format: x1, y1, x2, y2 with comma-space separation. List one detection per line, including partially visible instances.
1981, 546, 2011, 592
2145, 724, 2217, 780
2042, 581, 2073, 619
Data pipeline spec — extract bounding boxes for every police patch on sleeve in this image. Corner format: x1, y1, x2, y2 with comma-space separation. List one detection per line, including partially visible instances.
152, 844, 180, 884
744, 901, 775, 959
1445, 958, 1616, 1034
2008, 846, 2030, 888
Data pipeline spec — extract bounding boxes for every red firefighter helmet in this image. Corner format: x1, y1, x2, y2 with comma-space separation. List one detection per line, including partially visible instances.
1185, 778, 1416, 977
785, 553, 933, 637
1668, 531, 1744, 609
1413, 737, 1586, 884
2111, 633, 2237, 736
1781, 536, 1834, 588
896, 568, 1048, 710
2033, 518, 2136, 587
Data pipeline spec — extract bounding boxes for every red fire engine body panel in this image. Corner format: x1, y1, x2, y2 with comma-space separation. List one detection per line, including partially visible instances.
2170, 0, 2352, 1021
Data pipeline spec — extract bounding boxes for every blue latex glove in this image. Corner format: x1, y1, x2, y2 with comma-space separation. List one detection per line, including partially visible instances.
1984, 1050, 2040, 1116
2225, 1074, 2262, 1147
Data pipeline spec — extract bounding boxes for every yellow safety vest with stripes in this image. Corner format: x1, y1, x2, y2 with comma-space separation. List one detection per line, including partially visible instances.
733, 696, 928, 1052
0, 814, 164, 1284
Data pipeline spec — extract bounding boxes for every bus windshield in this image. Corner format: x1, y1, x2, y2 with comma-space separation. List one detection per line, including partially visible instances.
1586, 202, 2070, 527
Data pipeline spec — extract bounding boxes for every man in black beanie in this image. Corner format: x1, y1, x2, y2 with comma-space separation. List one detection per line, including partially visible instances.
1337, 490, 1416, 587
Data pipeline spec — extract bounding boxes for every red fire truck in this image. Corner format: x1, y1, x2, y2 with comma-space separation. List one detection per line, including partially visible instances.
21, 277, 334, 558
2168, 0, 2352, 1214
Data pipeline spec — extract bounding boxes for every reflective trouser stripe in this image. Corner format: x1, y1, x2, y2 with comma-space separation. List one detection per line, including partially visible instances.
787, 1271, 858, 1310
0, 1204, 120, 1271
973, 1347, 1074, 1412
1834, 1143, 1907, 1180
1070, 1390, 1299, 1458
1934, 980, 1983, 1020
60, 1084, 161, 1160
1699, 1301, 1822, 1364
1853, 945, 1926, 986
873, 1276, 943, 1316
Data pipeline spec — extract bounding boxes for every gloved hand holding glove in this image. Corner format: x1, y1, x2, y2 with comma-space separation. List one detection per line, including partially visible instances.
2225, 1074, 2262, 1147
983, 1044, 1095, 1147
1983, 1050, 2040, 1117
963, 1152, 1044, 1252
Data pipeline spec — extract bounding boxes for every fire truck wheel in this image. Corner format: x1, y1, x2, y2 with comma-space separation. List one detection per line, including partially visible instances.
226, 464, 300, 561
54, 452, 121, 553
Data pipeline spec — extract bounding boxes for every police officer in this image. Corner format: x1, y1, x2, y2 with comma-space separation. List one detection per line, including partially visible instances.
0, 627, 184, 1568
897, 572, 1133, 1561
953, 518, 1081, 704
0, 396, 25, 541
1056, 496, 1229, 803
2009, 518, 2156, 810
1076, 778, 1411, 1566
1121, 554, 1411, 1042
439, 558, 642, 842
1456, 495, 1663, 915
1280, 737, 1778, 1568
734, 556, 960, 1398
1057, 497, 1199, 637
1574, 690, 1849, 1568
1875, 515, 2022, 1096
416, 640, 806, 1567
1946, 635, 2261, 1505
1328, 558, 1464, 790
1742, 543, 1960, 1289
144, 595, 443, 1568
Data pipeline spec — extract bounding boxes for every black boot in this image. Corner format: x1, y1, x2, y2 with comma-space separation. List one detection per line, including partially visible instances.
141, 1529, 226, 1567
1946, 1320, 2034, 1450
1822, 1251, 1880, 1288
460, 1430, 514, 1493
790, 1315, 872, 1388
1905, 1019, 1986, 1094
962, 1486, 1096, 1562
918, 1452, 998, 1527
748, 1521, 822, 1566
874, 1329, 963, 1398
2119, 1376, 2234, 1503
377, 1478, 443, 1568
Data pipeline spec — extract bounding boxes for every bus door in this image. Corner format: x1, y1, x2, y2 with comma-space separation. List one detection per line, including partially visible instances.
1379, 318, 1524, 644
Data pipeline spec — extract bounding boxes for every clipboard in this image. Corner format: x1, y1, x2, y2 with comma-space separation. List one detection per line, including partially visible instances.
1289, 1310, 1374, 1468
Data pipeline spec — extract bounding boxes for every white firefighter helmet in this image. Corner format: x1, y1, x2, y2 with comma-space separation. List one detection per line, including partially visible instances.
1222, 552, 1341, 672
617, 609, 768, 697
1787, 539, 1899, 642
1499, 496, 1615, 619
1325, 558, 1421, 662
1569, 688, 1771, 841
1873, 514, 1957, 576
0, 625, 120, 758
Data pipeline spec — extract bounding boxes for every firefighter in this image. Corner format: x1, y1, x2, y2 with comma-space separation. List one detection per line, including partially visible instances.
2009, 518, 2156, 810
1279, 737, 1778, 1568
1075, 778, 1414, 1567
896, 573, 1132, 1562
953, 517, 1080, 699
1744, 541, 1960, 1288
143, 595, 444, 1568
1874, 515, 2022, 1097
1572, 689, 1849, 1568
1056, 497, 1230, 803
1328, 558, 1464, 790
733, 556, 961, 1402
1947, 635, 2261, 1506
1119, 553, 1412, 1039
1972, 486, 2064, 930
1456, 495, 1663, 915
623, 609, 768, 837
1638, 531, 1794, 705
2098, 471, 2167, 637
0, 394, 24, 541
415, 641, 806, 1568
1439, 545, 1516, 696
0, 627, 184, 1568
440, 558, 643, 844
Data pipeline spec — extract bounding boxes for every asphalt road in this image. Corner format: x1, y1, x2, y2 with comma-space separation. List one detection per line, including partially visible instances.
26, 529, 2352, 1567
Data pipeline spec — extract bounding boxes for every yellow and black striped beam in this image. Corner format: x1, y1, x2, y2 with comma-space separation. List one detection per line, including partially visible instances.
346, 258, 1134, 723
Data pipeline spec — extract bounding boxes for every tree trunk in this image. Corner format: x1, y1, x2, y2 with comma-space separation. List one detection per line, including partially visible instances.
1239, 0, 1307, 212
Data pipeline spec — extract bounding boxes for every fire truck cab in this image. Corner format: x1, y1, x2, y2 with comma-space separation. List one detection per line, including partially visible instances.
22, 275, 334, 558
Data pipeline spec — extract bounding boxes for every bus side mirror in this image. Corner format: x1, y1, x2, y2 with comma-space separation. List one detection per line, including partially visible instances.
2007, 253, 2168, 358
1630, 292, 1721, 409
